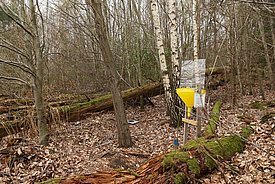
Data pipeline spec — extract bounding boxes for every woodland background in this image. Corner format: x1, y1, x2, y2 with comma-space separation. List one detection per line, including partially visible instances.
0, 0, 274, 183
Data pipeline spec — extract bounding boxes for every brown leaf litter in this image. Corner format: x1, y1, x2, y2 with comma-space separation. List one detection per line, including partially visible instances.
0, 86, 274, 184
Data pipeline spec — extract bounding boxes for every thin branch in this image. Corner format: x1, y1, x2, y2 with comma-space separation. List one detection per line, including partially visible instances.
0, 76, 31, 86
235, 0, 275, 6
0, 58, 36, 77
0, 41, 29, 59
0, 5, 34, 37
36, 0, 46, 53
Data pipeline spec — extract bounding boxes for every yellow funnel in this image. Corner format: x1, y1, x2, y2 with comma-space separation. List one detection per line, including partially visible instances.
176, 88, 195, 117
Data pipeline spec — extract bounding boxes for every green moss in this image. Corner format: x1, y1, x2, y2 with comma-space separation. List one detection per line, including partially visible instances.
204, 101, 222, 137
202, 135, 246, 170
187, 158, 200, 176
183, 137, 208, 150
205, 155, 217, 170
241, 126, 253, 138
205, 136, 244, 159
162, 150, 189, 169
35, 178, 63, 184
60, 94, 111, 113
174, 172, 187, 184
250, 101, 264, 110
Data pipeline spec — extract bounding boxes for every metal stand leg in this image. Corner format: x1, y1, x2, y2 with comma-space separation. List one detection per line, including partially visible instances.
183, 106, 189, 144
196, 107, 202, 137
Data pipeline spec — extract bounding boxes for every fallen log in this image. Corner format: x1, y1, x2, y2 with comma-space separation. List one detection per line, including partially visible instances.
59, 82, 163, 121
203, 101, 222, 138
0, 82, 163, 139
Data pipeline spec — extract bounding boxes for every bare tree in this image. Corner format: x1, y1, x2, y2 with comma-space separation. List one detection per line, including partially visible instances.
258, 16, 274, 90
88, 0, 132, 148
0, 0, 49, 145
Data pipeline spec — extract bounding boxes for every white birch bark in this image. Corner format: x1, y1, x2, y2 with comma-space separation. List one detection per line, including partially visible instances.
151, 0, 171, 100
192, 0, 200, 87
168, 0, 180, 83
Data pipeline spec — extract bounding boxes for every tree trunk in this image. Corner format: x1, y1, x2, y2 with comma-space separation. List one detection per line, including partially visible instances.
34, 79, 48, 145
89, 0, 132, 148
270, 17, 275, 74
258, 17, 274, 90
150, 0, 171, 106
30, 0, 48, 146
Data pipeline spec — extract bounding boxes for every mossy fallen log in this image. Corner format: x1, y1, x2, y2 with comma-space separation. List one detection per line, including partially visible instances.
203, 101, 222, 137
59, 82, 163, 121
0, 83, 162, 139
148, 127, 253, 184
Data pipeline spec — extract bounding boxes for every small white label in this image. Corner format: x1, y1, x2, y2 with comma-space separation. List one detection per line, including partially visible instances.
194, 93, 205, 107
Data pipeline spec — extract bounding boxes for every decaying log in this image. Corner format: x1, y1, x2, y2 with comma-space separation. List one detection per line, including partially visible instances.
203, 101, 222, 137
59, 82, 163, 121
0, 82, 163, 139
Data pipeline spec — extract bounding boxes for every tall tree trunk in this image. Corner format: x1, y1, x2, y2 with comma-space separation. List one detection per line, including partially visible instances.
150, 0, 171, 107
30, 0, 49, 145
258, 17, 274, 90
270, 17, 275, 70
89, 0, 132, 148
193, 0, 203, 137
168, 0, 182, 125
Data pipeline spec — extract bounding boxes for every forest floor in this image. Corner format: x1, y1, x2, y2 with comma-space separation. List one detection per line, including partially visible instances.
0, 85, 274, 184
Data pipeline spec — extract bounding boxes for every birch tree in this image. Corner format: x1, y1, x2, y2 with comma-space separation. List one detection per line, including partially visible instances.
168, 0, 180, 83
150, 0, 171, 106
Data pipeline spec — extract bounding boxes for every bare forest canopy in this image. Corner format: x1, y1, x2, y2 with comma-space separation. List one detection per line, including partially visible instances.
0, 0, 274, 97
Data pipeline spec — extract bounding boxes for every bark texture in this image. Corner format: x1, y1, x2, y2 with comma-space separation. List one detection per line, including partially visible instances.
88, 0, 132, 147
150, 0, 171, 102
30, 0, 48, 145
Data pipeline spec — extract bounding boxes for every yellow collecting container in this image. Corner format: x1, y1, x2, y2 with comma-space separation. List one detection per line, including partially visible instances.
176, 88, 195, 117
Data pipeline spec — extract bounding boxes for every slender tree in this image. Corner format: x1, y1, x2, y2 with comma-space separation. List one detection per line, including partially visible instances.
0, 0, 49, 145
150, 0, 171, 107
88, 0, 132, 148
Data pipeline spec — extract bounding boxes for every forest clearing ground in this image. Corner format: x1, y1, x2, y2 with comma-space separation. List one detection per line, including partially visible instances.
0, 85, 274, 184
